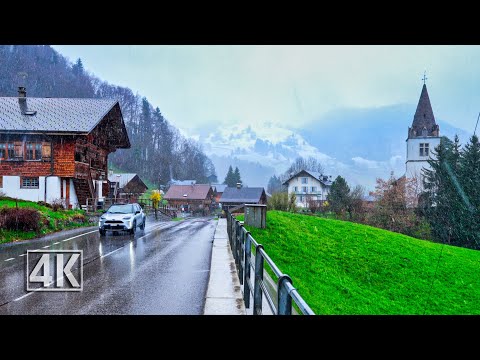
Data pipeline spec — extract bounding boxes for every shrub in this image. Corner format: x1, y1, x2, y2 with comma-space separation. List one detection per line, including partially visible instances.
0, 207, 41, 232
50, 198, 65, 211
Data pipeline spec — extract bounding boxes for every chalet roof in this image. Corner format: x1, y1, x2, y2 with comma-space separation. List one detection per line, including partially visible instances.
0, 96, 119, 134
164, 184, 212, 200
108, 173, 137, 188
409, 84, 439, 137
282, 169, 333, 186
212, 184, 227, 193
220, 187, 266, 203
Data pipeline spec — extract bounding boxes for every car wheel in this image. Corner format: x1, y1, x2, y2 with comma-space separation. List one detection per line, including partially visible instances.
140, 217, 145, 230
99, 229, 106, 236
130, 220, 136, 235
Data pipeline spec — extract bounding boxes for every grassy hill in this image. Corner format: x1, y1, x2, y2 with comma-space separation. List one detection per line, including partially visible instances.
0, 198, 90, 244
238, 211, 480, 315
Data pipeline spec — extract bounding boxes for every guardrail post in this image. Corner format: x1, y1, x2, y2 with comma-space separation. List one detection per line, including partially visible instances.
243, 232, 251, 308
253, 245, 264, 315
238, 225, 244, 285
277, 275, 293, 315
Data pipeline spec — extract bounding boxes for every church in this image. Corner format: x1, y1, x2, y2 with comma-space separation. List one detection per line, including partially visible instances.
405, 81, 441, 186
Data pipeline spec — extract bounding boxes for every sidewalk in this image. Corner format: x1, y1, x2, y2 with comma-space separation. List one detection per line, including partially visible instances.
203, 218, 246, 315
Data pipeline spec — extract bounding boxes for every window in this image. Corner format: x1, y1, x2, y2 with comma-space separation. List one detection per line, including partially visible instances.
0, 143, 14, 160
311, 186, 317, 192
26, 142, 42, 160
302, 186, 308, 193
293, 186, 298, 192
299, 195, 304, 202
0, 176, 2, 188
301, 177, 308, 184
420, 143, 429, 157
21, 177, 39, 189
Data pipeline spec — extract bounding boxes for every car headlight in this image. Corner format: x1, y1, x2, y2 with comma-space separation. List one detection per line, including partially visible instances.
123, 216, 132, 220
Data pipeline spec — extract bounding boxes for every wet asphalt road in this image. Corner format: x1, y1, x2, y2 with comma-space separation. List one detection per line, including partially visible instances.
0, 216, 216, 314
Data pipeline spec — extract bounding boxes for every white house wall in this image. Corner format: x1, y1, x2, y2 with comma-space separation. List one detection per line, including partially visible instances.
286, 175, 330, 208
406, 137, 440, 182
0, 176, 79, 208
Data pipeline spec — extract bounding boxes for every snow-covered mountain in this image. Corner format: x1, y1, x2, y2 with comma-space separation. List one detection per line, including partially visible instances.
196, 104, 472, 191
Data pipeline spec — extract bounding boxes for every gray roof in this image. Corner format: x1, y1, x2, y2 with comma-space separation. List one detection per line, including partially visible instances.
0, 97, 118, 133
283, 169, 333, 186
220, 187, 266, 203
108, 173, 137, 188
212, 184, 227, 193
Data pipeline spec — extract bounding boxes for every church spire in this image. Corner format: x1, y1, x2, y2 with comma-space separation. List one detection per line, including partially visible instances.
408, 82, 439, 138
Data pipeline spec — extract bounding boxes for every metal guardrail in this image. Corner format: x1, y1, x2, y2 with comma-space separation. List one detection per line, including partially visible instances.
226, 211, 315, 315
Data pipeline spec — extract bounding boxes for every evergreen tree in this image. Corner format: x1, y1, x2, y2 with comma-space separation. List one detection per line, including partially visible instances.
233, 166, 242, 185
224, 166, 235, 186
458, 134, 480, 248
423, 136, 464, 246
267, 175, 284, 194
327, 175, 350, 216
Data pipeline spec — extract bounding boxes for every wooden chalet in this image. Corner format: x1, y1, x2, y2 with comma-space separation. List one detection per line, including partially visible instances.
0, 87, 130, 208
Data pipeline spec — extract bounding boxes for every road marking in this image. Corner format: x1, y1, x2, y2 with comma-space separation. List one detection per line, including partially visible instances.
101, 247, 123, 258
19, 254, 26, 257
4, 258, 14, 262
52, 242, 60, 245
14, 292, 34, 301
42, 245, 50, 249
61, 229, 97, 242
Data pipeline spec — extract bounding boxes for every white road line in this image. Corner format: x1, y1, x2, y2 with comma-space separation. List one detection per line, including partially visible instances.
14, 292, 34, 301
19, 254, 26, 257
4, 258, 14, 262
42, 245, 50, 249
101, 247, 123, 258
52, 242, 60, 245
60, 229, 97, 242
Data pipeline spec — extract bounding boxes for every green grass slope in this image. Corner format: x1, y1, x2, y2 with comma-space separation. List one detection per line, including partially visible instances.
0, 199, 89, 243
240, 211, 480, 315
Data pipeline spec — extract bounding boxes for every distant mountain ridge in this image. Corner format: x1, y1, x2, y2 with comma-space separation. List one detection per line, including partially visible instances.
199, 104, 472, 190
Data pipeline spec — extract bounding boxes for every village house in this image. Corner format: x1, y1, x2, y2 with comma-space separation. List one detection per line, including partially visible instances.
163, 184, 215, 213
211, 183, 227, 204
283, 170, 333, 209
0, 87, 130, 208
108, 172, 148, 202
219, 183, 267, 212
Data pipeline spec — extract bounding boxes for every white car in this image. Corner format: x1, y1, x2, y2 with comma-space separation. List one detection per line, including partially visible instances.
99, 203, 146, 236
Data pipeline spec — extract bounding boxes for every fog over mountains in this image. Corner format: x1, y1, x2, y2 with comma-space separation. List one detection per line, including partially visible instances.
197, 104, 472, 191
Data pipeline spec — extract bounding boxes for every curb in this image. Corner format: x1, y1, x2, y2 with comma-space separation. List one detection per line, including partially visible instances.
203, 218, 246, 315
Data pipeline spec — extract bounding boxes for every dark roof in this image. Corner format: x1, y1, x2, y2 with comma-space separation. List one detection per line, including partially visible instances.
164, 184, 212, 200
212, 184, 227, 193
108, 173, 149, 190
409, 84, 439, 138
220, 187, 266, 203
0, 97, 119, 133
282, 169, 333, 186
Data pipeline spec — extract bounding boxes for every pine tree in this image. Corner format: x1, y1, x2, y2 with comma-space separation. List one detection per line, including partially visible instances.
224, 166, 234, 186
327, 175, 350, 216
423, 136, 463, 245
458, 134, 480, 248
233, 166, 242, 186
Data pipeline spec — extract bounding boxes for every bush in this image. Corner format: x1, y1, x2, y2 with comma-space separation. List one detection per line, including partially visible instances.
267, 192, 289, 211
0, 207, 41, 232
50, 198, 65, 211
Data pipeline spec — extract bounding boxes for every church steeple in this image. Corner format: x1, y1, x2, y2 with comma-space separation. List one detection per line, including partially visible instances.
408, 83, 439, 138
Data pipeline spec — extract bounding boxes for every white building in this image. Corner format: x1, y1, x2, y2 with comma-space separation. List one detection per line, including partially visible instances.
406, 83, 440, 186
283, 170, 333, 208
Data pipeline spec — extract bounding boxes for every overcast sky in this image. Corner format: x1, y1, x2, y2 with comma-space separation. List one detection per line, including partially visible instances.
52, 45, 480, 134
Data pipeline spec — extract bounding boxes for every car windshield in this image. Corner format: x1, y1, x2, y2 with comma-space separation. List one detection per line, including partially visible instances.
107, 205, 134, 214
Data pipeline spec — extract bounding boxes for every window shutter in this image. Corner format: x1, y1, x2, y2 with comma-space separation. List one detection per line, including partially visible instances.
14, 141, 23, 158
42, 142, 51, 160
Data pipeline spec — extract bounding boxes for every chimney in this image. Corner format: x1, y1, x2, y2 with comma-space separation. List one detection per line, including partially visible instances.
18, 86, 26, 98
236, 182, 242, 189
108, 169, 113, 177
